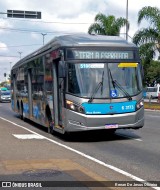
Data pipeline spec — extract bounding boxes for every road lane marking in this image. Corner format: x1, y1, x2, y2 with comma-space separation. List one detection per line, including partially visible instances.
0, 116, 159, 190
13, 134, 46, 139
116, 133, 142, 141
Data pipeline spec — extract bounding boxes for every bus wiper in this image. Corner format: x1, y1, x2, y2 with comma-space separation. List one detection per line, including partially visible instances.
88, 71, 104, 103
109, 69, 116, 89
101, 71, 104, 95
109, 69, 132, 101
113, 80, 132, 101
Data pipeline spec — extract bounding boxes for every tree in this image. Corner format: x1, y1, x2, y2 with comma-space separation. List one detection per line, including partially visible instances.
133, 6, 160, 59
145, 60, 160, 86
88, 13, 129, 36
138, 43, 155, 84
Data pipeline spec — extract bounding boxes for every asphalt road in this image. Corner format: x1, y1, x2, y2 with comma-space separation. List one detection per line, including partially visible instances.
0, 103, 160, 190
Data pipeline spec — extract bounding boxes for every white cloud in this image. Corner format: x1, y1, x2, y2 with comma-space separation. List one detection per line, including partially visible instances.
0, 42, 8, 52
0, 19, 13, 34
31, 33, 41, 40
40, 12, 94, 34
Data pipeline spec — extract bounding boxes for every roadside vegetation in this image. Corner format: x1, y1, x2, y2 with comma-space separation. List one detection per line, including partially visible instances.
88, 6, 160, 86
144, 101, 160, 111
133, 6, 160, 86
88, 13, 128, 36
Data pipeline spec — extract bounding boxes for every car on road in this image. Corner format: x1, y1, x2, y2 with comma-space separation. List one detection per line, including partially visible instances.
0, 87, 8, 91
0, 90, 11, 102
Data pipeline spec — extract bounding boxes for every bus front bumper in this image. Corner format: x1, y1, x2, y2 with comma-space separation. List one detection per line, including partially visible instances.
65, 108, 144, 132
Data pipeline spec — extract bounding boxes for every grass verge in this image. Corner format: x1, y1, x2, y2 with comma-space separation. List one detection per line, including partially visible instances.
144, 102, 160, 111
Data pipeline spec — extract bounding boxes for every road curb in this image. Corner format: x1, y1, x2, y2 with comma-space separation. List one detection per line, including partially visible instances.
144, 109, 160, 112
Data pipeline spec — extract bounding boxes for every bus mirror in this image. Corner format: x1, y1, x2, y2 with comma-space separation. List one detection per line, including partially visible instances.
58, 61, 66, 78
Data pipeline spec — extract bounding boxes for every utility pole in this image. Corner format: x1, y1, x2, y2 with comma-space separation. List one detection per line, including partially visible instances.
41, 33, 47, 45
18, 51, 22, 59
126, 0, 128, 41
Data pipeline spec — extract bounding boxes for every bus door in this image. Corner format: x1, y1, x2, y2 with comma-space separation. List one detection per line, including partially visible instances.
12, 73, 17, 111
27, 68, 33, 118
58, 77, 64, 125
52, 61, 64, 129
58, 61, 66, 127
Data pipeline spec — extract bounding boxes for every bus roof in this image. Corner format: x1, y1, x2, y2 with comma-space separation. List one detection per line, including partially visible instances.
12, 33, 137, 69
36, 33, 137, 51
50, 33, 136, 47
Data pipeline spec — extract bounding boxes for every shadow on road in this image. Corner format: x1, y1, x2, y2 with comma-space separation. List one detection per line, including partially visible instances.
14, 114, 142, 143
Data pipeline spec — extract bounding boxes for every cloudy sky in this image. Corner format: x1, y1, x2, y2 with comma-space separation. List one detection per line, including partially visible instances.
0, 0, 159, 82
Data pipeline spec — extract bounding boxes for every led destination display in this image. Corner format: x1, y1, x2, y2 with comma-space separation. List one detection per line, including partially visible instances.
67, 50, 134, 60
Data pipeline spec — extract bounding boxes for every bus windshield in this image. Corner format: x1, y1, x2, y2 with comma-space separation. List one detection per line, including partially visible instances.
67, 62, 143, 99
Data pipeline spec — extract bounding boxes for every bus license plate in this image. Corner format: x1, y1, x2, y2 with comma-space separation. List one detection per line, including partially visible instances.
105, 124, 118, 129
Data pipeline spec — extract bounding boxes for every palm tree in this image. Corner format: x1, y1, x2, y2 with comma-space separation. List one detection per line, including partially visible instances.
88, 13, 129, 36
133, 6, 160, 58
139, 43, 155, 84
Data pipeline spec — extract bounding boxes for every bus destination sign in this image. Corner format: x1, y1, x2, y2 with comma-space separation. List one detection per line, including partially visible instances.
67, 50, 134, 60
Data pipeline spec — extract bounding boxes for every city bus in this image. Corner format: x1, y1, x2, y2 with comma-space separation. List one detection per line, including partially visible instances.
11, 33, 144, 134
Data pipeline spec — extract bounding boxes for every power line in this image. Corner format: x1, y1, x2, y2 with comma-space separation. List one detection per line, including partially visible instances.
0, 55, 19, 58
1, 17, 92, 25
0, 44, 42, 48
0, 27, 51, 34
0, 26, 74, 34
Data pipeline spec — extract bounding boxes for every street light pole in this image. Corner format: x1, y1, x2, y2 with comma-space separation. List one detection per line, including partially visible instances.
18, 51, 22, 59
126, 0, 128, 41
41, 33, 47, 45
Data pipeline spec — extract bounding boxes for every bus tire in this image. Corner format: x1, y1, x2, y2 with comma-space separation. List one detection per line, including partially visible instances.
47, 115, 54, 134
108, 129, 116, 134
20, 102, 26, 121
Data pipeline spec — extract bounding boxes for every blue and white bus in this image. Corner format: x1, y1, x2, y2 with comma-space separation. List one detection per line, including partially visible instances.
11, 34, 144, 134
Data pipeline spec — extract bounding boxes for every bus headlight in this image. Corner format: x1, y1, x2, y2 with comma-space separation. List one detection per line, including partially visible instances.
66, 100, 85, 114
136, 99, 144, 110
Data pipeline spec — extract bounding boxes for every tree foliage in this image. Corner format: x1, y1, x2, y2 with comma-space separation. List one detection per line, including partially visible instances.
132, 6, 160, 86
144, 60, 160, 86
133, 6, 160, 57
88, 13, 129, 36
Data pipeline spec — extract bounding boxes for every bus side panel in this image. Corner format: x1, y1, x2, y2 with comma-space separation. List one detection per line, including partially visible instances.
28, 57, 47, 126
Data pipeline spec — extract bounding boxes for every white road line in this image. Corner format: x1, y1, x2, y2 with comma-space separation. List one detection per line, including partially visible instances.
116, 133, 142, 141
13, 134, 46, 139
0, 116, 159, 190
